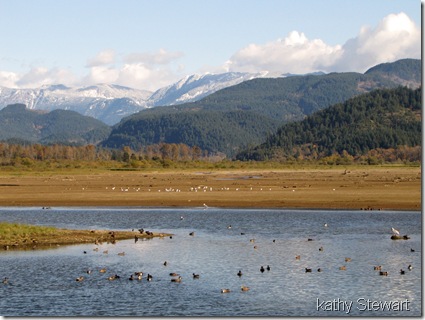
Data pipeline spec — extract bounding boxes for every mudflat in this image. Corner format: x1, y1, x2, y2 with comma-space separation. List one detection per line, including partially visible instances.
0, 167, 420, 210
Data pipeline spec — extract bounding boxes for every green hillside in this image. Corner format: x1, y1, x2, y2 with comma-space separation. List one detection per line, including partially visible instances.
102, 59, 421, 156
235, 87, 421, 161
0, 104, 111, 145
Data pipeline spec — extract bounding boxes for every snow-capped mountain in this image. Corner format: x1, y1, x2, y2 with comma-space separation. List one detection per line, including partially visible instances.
147, 71, 269, 107
0, 72, 270, 125
0, 84, 152, 125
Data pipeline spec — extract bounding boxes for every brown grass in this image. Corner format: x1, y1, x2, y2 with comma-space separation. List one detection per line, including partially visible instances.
0, 166, 420, 211
0, 222, 169, 250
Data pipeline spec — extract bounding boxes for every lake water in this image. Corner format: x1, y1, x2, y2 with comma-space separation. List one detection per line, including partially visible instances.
0, 207, 421, 316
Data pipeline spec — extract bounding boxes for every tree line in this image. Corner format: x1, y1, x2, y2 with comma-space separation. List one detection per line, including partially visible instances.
0, 142, 219, 168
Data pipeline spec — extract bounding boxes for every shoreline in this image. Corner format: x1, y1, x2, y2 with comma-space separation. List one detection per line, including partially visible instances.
0, 167, 420, 211
1, 227, 171, 251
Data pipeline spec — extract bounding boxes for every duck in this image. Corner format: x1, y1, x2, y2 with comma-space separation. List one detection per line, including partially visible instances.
374, 266, 382, 271
76, 276, 84, 282
169, 273, 179, 277
305, 268, 312, 273
266, 265, 271, 271
86, 269, 92, 274
3, 277, 9, 284
221, 288, 231, 293
99, 268, 107, 273
108, 274, 120, 281
317, 268, 322, 272
400, 269, 405, 275
295, 255, 301, 260
408, 264, 413, 271
339, 266, 346, 271
237, 270, 243, 277
260, 266, 265, 273
129, 274, 135, 281
117, 252, 125, 256
345, 257, 351, 262
163, 261, 168, 266
379, 271, 389, 276
147, 274, 153, 281
319, 246, 324, 251
189, 232, 195, 236
241, 285, 250, 291
171, 276, 182, 283
192, 273, 200, 279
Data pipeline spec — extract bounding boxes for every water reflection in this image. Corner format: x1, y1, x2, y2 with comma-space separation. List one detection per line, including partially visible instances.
0, 207, 421, 316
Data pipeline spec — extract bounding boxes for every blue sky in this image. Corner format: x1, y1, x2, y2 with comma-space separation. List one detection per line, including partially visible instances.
0, 0, 421, 91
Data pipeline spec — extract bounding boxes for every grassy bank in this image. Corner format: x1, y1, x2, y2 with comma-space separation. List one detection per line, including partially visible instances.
0, 222, 168, 250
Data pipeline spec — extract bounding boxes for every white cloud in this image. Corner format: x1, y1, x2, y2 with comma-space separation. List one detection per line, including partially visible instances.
116, 63, 180, 92
86, 49, 116, 67
14, 67, 77, 88
333, 12, 421, 72
0, 12, 420, 91
81, 66, 120, 86
226, 12, 420, 74
225, 31, 343, 74
0, 71, 20, 88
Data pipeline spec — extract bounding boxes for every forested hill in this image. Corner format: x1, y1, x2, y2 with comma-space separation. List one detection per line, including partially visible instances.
0, 104, 111, 145
235, 87, 421, 161
102, 59, 420, 156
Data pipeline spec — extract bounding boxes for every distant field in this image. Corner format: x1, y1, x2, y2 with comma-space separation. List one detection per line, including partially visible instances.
0, 166, 420, 210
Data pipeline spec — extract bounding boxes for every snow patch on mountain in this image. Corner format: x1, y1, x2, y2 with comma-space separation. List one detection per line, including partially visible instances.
0, 72, 272, 124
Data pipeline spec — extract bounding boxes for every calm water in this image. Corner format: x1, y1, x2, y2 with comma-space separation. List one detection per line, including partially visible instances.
0, 207, 421, 316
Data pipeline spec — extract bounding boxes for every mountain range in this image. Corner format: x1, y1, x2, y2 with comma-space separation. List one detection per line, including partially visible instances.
102, 59, 421, 156
235, 86, 421, 161
0, 59, 421, 158
0, 72, 267, 125
0, 103, 110, 145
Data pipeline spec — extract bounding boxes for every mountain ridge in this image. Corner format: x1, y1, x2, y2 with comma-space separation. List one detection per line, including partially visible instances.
102, 59, 421, 156
0, 103, 111, 145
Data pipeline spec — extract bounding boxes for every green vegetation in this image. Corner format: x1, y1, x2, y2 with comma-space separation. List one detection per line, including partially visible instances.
236, 87, 421, 163
0, 104, 111, 145
102, 59, 420, 156
0, 221, 57, 242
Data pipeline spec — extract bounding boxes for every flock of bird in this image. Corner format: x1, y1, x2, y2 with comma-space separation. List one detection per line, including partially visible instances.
100, 185, 285, 193
2, 223, 416, 296
72, 225, 415, 294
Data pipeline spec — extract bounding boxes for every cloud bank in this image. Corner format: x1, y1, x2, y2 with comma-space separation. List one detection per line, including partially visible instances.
225, 12, 420, 74
0, 12, 420, 91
